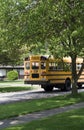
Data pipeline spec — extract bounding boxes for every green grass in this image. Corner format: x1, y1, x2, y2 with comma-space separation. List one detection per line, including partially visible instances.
0, 79, 23, 83
4, 108, 84, 130
0, 92, 84, 120
0, 87, 33, 92
0, 80, 34, 92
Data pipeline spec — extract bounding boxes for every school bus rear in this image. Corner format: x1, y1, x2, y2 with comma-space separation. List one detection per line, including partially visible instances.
24, 55, 48, 85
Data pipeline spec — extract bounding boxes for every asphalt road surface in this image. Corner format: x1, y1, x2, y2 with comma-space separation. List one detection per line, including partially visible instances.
0, 85, 84, 104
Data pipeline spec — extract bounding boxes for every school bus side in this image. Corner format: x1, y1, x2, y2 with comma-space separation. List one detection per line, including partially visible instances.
40, 58, 72, 91
43, 57, 84, 91
24, 56, 84, 91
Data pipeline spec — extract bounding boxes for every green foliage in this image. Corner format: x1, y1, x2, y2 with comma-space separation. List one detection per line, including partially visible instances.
24, 0, 84, 95
0, 0, 84, 94
0, 0, 84, 57
0, 0, 25, 65
7, 70, 18, 81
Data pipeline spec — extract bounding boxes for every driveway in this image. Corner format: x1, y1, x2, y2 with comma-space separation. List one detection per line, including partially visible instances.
0, 83, 84, 104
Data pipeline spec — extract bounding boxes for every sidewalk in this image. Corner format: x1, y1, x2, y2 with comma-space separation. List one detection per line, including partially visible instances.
0, 102, 84, 129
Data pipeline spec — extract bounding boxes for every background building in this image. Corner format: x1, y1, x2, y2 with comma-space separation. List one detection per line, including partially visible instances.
0, 66, 24, 80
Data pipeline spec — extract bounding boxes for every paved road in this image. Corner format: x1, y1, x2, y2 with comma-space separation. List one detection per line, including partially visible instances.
0, 89, 69, 104
0, 86, 84, 104
0, 82, 84, 104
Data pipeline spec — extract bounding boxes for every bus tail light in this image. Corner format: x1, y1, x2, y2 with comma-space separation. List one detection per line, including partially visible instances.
25, 71, 30, 75
41, 71, 46, 80
41, 71, 46, 76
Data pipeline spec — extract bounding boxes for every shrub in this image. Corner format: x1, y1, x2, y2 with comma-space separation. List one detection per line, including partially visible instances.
7, 70, 18, 81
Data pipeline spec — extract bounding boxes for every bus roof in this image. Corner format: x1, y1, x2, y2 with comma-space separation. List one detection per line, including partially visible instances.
63, 57, 83, 63
25, 55, 83, 63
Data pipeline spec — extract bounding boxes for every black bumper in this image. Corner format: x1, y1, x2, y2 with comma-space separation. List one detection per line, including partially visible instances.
24, 80, 49, 85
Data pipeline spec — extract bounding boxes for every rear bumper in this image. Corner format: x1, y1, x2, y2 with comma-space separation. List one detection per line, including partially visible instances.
24, 80, 49, 85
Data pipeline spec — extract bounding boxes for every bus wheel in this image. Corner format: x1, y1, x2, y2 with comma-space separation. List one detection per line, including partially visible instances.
61, 85, 65, 91
65, 79, 71, 91
77, 83, 82, 89
44, 85, 53, 92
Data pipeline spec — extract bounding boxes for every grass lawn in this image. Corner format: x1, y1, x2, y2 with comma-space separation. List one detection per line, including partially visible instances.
0, 86, 33, 92
4, 107, 84, 130
0, 80, 34, 92
0, 79, 23, 83
0, 92, 84, 120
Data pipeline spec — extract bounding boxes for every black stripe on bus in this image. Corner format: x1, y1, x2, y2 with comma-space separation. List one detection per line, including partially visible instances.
25, 73, 84, 77
41, 74, 71, 76
49, 78, 66, 81
78, 78, 84, 80
49, 78, 84, 81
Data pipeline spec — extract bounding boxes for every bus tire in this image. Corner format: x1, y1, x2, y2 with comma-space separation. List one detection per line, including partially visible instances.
44, 85, 53, 92
77, 83, 82, 89
65, 79, 71, 91
61, 85, 65, 91
24, 81, 27, 84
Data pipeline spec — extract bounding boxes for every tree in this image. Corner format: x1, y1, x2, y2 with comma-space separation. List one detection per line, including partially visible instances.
0, 0, 84, 95
0, 0, 25, 65
20, 0, 84, 95
40, 0, 84, 95
0, 0, 50, 64
48, 0, 84, 95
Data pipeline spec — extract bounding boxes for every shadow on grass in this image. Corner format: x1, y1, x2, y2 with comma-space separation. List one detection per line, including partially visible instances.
0, 87, 33, 92
4, 108, 84, 130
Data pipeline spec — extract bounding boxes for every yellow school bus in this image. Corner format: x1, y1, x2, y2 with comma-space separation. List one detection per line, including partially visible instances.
24, 55, 84, 91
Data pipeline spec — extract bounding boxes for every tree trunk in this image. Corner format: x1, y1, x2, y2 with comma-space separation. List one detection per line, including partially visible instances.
71, 55, 78, 96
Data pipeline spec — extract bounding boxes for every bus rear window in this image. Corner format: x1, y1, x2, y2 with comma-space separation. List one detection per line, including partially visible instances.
32, 62, 39, 69
41, 62, 46, 69
25, 62, 30, 70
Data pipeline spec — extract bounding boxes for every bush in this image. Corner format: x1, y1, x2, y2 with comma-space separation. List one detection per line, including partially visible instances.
7, 70, 18, 81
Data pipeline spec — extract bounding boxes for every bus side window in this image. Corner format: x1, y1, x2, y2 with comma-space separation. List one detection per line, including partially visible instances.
49, 63, 53, 70
63, 63, 71, 71
57, 62, 63, 70
49, 62, 57, 70
41, 62, 46, 69
53, 63, 57, 70
76, 63, 82, 70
